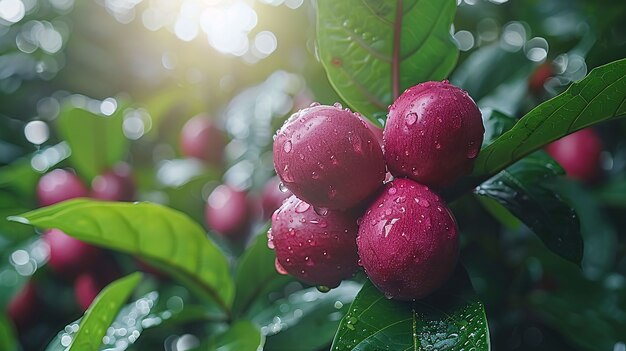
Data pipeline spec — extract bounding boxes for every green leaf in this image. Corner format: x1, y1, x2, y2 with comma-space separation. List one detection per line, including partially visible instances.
8, 199, 235, 311
595, 176, 626, 208
56, 105, 129, 180
0, 313, 17, 351
233, 227, 292, 317
252, 282, 361, 351
68, 273, 141, 351
316, 0, 458, 119
475, 152, 582, 265
0, 238, 46, 306
473, 58, 626, 180
332, 269, 489, 351
207, 320, 264, 351
481, 108, 517, 146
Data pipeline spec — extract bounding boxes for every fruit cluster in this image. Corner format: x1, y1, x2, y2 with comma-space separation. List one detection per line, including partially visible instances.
269, 81, 485, 300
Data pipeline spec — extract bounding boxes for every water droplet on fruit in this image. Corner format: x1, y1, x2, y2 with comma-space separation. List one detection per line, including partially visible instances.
406, 113, 418, 125
435, 141, 442, 150
311, 171, 319, 179
282, 165, 294, 182
328, 187, 337, 198
309, 102, 320, 107
317, 285, 331, 293
330, 155, 338, 165
333, 102, 343, 109
395, 196, 406, 203
278, 182, 289, 193
267, 239, 275, 249
295, 201, 310, 213
467, 143, 479, 159
283, 140, 292, 153
314, 207, 329, 216
275, 258, 288, 275
388, 187, 397, 195
419, 199, 431, 208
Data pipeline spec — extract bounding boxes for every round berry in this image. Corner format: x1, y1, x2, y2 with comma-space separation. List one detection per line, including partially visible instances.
44, 229, 101, 278
383, 81, 484, 189
205, 184, 250, 238
273, 104, 385, 209
261, 176, 292, 219
91, 162, 135, 201
269, 195, 359, 288
74, 261, 120, 311
357, 178, 459, 300
180, 115, 226, 165
36, 169, 88, 207
545, 128, 603, 183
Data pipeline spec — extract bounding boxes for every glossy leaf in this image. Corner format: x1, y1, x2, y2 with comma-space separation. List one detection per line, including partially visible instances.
253, 282, 361, 351
0, 313, 17, 351
233, 227, 292, 317
207, 320, 264, 351
9, 199, 234, 310
317, 0, 458, 119
473, 58, 626, 179
68, 273, 141, 351
56, 105, 128, 180
481, 108, 517, 146
595, 176, 626, 208
476, 152, 582, 265
332, 270, 488, 350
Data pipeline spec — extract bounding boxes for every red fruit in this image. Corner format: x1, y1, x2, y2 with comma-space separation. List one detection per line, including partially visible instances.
269, 195, 359, 288
44, 229, 101, 278
545, 128, 603, 183
180, 115, 225, 165
90, 162, 135, 201
205, 185, 250, 237
7, 281, 38, 330
261, 176, 292, 219
529, 63, 553, 95
273, 104, 385, 209
357, 178, 459, 300
383, 81, 484, 189
36, 169, 88, 207
74, 262, 120, 311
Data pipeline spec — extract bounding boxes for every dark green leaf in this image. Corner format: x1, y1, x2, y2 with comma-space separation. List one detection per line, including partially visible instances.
481, 108, 517, 146
595, 176, 626, 208
548, 180, 618, 280
332, 269, 488, 351
207, 320, 264, 351
473, 58, 626, 179
0, 313, 17, 351
233, 227, 292, 317
253, 282, 361, 351
56, 105, 129, 180
68, 273, 141, 351
477, 71, 533, 117
317, 0, 458, 119
475, 152, 582, 264
8, 199, 234, 311
451, 43, 534, 102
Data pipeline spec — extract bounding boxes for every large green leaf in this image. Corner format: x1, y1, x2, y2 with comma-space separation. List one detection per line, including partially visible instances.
252, 282, 361, 351
8, 199, 234, 311
233, 227, 292, 317
317, 0, 458, 119
56, 105, 129, 180
475, 152, 582, 265
473, 58, 626, 180
0, 313, 17, 351
331, 270, 489, 351
207, 320, 264, 351
67, 273, 141, 351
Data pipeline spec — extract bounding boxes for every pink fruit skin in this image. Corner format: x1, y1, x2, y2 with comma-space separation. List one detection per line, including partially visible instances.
7, 281, 38, 330
36, 169, 88, 207
180, 115, 225, 165
90, 162, 135, 201
261, 176, 292, 219
383, 81, 484, 189
357, 178, 459, 300
74, 262, 120, 311
269, 195, 359, 288
273, 105, 385, 210
205, 185, 250, 238
545, 128, 603, 183
359, 117, 384, 146
44, 229, 101, 278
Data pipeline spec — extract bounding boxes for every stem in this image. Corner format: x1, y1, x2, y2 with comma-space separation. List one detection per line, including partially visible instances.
392, 0, 404, 100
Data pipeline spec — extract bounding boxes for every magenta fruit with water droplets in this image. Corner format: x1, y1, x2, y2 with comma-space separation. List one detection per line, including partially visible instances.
273, 104, 385, 209
36, 168, 88, 207
90, 162, 135, 201
180, 115, 226, 165
205, 184, 251, 238
261, 176, 292, 219
357, 178, 459, 300
383, 81, 484, 189
269, 195, 359, 288
44, 229, 102, 279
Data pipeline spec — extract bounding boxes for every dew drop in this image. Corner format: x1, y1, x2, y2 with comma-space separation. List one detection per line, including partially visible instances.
328, 187, 337, 198
312, 171, 319, 179
295, 201, 311, 213
278, 182, 289, 193
283, 140, 292, 153
406, 113, 418, 125
275, 258, 288, 275
317, 285, 331, 293
333, 102, 343, 109
435, 141, 442, 150
388, 187, 397, 195
309, 102, 320, 107
314, 207, 329, 216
